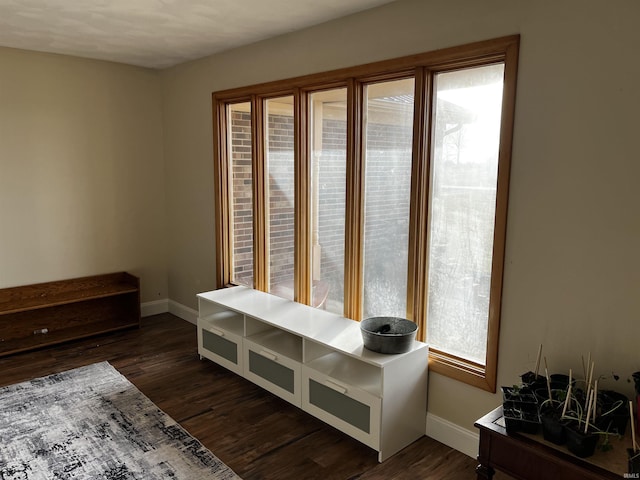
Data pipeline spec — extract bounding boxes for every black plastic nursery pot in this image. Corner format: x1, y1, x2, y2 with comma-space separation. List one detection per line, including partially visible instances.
541, 415, 566, 445
628, 449, 640, 474
549, 373, 574, 390
503, 401, 540, 434
540, 408, 567, 445
520, 371, 547, 391
596, 389, 629, 435
632, 372, 640, 396
595, 414, 629, 437
564, 424, 599, 458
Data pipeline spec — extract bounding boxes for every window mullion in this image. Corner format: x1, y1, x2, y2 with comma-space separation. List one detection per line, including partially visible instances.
213, 98, 231, 288
406, 67, 432, 340
343, 79, 365, 320
252, 95, 268, 292
294, 89, 311, 305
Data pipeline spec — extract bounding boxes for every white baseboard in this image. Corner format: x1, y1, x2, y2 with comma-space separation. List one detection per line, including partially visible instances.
426, 412, 479, 459
141, 299, 169, 317
168, 300, 198, 324
140, 299, 197, 324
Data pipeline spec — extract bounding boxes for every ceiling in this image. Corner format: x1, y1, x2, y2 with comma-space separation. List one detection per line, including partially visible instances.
0, 0, 396, 69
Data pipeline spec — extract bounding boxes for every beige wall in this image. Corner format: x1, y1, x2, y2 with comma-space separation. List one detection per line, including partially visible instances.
0, 47, 168, 302
161, 0, 640, 430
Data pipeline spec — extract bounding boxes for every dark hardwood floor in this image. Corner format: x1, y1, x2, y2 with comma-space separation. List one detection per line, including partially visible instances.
0, 313, 510, 480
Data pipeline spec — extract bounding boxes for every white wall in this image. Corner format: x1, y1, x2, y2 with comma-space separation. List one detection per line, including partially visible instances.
0, 47, 168, 302
161, 0, 640, 436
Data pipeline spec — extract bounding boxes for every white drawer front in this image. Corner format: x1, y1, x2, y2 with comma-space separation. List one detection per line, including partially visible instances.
197, 319, 243, 375
302, 368, 381, 450
243, 339, 301, 407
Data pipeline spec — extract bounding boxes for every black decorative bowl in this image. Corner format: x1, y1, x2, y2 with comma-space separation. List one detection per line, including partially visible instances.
360, 317, 418, 354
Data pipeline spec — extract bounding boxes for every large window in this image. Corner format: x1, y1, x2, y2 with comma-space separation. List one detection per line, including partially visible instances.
362, 78, 415, 319
227, 102, 253, 287
265, 96, 296, 296
309, 88, 348, 314
427, 65, 505, 365
213, 36, 519, 391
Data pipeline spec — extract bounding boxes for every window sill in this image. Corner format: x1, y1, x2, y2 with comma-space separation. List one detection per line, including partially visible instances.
428, 348, 496, 393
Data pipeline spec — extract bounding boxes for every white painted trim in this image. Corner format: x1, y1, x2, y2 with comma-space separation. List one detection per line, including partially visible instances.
140, 298, 197, 323
141, 299, 169, 317
168, 300, 198, 324
426, 412, 479, 459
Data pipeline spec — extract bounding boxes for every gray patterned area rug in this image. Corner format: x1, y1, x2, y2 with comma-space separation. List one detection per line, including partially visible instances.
0, 362, 240, 480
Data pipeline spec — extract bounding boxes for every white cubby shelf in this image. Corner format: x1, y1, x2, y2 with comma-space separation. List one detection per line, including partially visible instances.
197, 285, 428, 462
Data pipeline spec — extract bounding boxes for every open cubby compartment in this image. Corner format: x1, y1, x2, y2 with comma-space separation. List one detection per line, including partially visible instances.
244, 315, 303, 362
197, 308, 244, 337
198, 298, 244, 331
304, 340, 382, 397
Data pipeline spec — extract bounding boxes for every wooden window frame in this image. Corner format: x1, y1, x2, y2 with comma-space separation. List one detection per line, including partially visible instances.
212, 35, 520, 392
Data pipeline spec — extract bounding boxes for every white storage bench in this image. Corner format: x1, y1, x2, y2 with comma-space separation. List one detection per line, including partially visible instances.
197, 285, 428, 462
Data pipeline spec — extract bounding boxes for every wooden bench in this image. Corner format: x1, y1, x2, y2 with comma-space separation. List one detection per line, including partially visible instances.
0, 272, 140, 357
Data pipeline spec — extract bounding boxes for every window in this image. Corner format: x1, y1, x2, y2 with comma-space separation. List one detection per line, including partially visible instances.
427, 65, 504, 365
362, 78, 415, 319
227, 102, 254, 287
265, 96, 296, 296
309, 88, 348, 314
213, 36, 519, 392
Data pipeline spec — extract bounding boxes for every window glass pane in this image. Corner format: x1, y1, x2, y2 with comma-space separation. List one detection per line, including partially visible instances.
265, 96, 295, 298
310, 88, 347, 314
362, 78, 415, 319
426, 64, 505, 365
228, 102, 253, 287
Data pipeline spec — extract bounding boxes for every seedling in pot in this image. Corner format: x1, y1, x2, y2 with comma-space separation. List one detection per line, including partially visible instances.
502, 385, 537, 404
503, 401, 541, 434
521, 344, 546, 390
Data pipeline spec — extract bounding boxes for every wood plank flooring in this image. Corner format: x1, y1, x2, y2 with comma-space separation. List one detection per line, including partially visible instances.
0, 313, 512, 480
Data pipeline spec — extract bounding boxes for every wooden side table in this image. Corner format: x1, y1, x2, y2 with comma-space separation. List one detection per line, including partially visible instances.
475, 406, 629, 480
